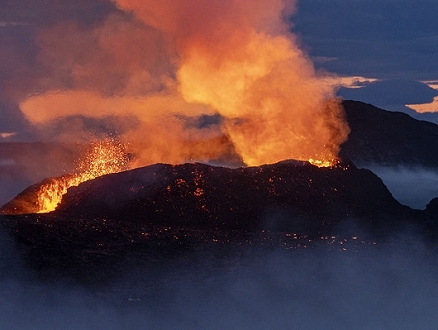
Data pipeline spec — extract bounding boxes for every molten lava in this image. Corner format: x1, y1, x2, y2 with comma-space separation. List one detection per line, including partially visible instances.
308, 158, 335, 168
36, 139, 130, 213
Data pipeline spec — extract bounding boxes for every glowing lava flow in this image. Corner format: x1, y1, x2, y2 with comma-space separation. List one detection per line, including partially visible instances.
37, 139, 130, 213
308, 158, 335, 168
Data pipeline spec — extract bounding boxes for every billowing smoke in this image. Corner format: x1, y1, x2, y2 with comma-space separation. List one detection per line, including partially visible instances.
20, 0, 349, 167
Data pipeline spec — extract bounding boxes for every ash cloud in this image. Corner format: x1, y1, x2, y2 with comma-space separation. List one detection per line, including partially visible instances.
11, 0, 349, 167
0, 0, 120, 134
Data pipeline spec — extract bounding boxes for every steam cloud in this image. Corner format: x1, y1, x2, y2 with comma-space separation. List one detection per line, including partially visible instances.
366, 166, 438, 209
19, 0, 349, 167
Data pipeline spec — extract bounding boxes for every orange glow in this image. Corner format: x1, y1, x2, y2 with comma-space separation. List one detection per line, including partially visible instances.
109, 0, 349, 166
20, 0, 349, 168
111, 0, 349, 166
308, 159, 333, 168
406, 96, 438, 113
36, 138, 129, 213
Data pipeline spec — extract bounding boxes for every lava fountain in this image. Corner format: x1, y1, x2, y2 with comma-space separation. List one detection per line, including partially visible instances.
1, 138, 130, 214
39, 138, 130, 213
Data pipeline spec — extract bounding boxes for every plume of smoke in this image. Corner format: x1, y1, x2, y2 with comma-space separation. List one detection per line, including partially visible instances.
111, 0, 350, 165
20, 0, 349, 167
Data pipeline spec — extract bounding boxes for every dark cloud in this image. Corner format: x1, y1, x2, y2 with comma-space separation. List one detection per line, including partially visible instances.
338, 80, 438, 107
0, 1, 155, 135
0, 101, 28, 132
337, 80, 438, 123
295, 0, 438, 80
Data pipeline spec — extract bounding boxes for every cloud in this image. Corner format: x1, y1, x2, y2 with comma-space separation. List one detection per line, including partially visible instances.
337, 79, 438, 109
310, 56, 338, 64
407, 96, 438, 114
366, 166, 438, 210
0, 99, 31, 135
1, 225, 438, 329
34, 14, 175, 96
337, 79, 438, 123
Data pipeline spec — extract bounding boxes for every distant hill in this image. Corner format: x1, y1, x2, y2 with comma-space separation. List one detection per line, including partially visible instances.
340, 100, 438, 167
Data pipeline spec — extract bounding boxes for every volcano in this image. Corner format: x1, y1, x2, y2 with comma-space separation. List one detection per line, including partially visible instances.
3, 102, 438, 282
1, 160, 421, 229
2, 159, 437, 282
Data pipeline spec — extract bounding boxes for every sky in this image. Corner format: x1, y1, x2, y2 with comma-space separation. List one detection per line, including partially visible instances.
295, 0, 438, 81
1, 0, 438, 142
294, 0, 438, 116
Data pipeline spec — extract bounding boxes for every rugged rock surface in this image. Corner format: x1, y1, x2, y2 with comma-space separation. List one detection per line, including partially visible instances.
3, 160, 422, 231
58, 161, 413, 230
341, 100, 438, 167
2, 160, 437, 283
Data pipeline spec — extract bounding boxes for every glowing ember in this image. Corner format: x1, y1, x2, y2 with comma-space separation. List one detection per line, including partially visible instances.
308, 158, 334, 168
76, 138, 130, 181
37, 138, 130, 213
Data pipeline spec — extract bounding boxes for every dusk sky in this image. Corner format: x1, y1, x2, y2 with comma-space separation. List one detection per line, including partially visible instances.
1, 0, 438, 140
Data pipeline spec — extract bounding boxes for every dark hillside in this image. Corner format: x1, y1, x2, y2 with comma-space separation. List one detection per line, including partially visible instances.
340, 100, 438, 167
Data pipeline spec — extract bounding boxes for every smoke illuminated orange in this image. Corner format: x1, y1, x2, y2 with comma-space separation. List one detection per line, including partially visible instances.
19, 0, 350, 169
111, 0, 349, 166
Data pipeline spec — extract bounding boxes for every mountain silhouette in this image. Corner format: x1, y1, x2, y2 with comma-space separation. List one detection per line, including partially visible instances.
341, 100, 438, 167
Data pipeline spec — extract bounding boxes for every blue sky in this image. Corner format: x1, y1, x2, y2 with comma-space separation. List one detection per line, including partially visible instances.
294, 0, 438, 117
295, 0, 438, 81
1, 0, 438, 138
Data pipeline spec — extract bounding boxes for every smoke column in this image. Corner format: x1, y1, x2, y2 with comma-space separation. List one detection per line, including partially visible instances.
20, 0, 350, 167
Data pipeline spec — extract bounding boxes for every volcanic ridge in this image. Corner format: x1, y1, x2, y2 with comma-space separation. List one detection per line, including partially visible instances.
2, 101, 438, 282
2, 159, 438, 282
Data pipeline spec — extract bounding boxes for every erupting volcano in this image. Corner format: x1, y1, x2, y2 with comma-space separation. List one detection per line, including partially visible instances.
0, 0, 365, 280
4, 0, 356, 214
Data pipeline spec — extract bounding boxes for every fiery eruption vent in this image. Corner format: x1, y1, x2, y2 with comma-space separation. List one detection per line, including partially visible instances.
36, 139, 130, 213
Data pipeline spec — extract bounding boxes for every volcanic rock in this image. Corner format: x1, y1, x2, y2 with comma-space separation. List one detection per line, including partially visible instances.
341, 100, 438, 167
43, 160, 418, 233
1, 160, 436, 283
